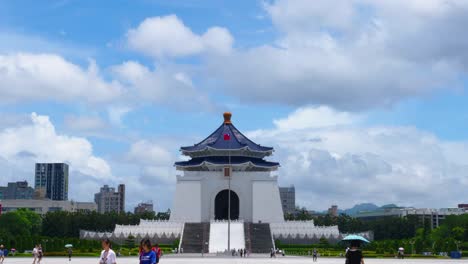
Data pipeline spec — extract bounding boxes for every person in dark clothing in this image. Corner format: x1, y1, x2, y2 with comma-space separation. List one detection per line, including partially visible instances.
312, 248, 318, 262
345, 241, 364, 264
68, 248, 73, 261
37, 245, 43, 264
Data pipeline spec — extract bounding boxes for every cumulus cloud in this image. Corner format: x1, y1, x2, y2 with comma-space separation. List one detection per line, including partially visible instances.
0, 52, 215, 114
272, 106, 360, 131
111, 61, 216, 110
64, 115, 108, 132
127, 15, 233, 58
0, 53, 122, 104
247, 106, 468, 210
0, 113, 112, 179
0, 112, 116, 203
107, 106, 132, 127
126, 140, 175, 183
121, 1, 467, 110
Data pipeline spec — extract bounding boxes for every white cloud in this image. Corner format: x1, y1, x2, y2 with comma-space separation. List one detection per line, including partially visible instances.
0, 50, 216, 113
248, 106, 468, 210
127, 15, 233, 58
273, 106, 359, 131
0, 53, 122, 104
0, 113, 112, 179
116, 1, 468, 110
111, 61, 216, 110
127, 140, 173, 167
107, 106, 132, 127
126, 140, 176, 183
64, 115, 108, 132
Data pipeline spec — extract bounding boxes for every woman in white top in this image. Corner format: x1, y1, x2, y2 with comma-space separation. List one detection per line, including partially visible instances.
32, 245, 38, 264
99, 239, 117, 264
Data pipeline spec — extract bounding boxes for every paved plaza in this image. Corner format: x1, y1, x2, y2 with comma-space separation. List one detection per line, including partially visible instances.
2, 256, 468, 264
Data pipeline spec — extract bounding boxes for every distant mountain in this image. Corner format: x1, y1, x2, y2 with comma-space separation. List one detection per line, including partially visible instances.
317, 203, 402, 216
381, 204, 399, 208
342, 203, 380, 216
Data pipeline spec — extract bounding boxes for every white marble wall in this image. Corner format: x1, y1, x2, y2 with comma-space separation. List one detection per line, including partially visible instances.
170, 170, 285, 223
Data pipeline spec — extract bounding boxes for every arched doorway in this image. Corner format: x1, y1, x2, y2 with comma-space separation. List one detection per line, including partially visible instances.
214, 189, 239, 220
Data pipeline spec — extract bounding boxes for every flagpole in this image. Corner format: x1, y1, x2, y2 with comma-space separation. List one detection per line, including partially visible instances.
227, 126, 231, 253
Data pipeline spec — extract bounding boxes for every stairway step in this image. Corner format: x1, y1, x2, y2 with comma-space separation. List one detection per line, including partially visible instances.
245, 223, 273, 253
180, 223, 210, 253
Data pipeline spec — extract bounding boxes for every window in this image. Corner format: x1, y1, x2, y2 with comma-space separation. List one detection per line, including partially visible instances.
224, 167, 231, 177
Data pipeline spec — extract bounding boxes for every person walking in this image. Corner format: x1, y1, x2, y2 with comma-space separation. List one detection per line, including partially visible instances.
0, 245, 5, 264
37, 245, 43, 264
32, 245, 38, 264
312, 248, 318, 262
152, 243, 161, 263
68, 248, 73, 262
345, 241, 365, 264
139, 239, 156, 264
99, 239, 117, 264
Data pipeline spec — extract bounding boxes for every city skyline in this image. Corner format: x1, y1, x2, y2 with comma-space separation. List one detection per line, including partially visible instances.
1, 1, 468, 211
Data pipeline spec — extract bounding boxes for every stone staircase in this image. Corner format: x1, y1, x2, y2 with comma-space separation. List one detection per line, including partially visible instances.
244, 223, 273, 253
180, 223, 210, 253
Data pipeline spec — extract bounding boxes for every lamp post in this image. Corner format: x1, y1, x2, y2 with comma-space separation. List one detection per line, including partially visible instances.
226, 125, 232, 253
409, 240, 415, 255
42, 239, 48, 254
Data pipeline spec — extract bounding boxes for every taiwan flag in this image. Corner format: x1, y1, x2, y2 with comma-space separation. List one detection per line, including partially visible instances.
223, 133, 231, 141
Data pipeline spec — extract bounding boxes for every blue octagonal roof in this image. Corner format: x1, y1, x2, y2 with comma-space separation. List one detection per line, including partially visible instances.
180, 113, 273, 154
175, 156, 279, 169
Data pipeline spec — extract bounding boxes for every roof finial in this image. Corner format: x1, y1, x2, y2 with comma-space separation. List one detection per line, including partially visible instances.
223, 112, 232, 124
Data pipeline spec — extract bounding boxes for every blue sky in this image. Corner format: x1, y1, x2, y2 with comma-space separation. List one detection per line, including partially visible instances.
1, 0, 468, 211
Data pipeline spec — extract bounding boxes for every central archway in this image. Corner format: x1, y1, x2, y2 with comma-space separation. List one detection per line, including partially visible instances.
214, 189, 239, 220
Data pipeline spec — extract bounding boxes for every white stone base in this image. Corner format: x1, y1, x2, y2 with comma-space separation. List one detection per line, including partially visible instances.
170, 170, 285, 223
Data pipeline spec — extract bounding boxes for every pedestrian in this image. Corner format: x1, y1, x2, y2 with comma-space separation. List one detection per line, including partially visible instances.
270, 248, 276, 258
0, 244, 4, 264
313, 248, 318, 262
99, 239, 117, 264
240, 248, 243, 258
139, 239, 156, 264
345, 241, 365, 264
68, 247, 73, 261
152, 243, 161, 263
37, 244, 43, 264
32, 245, 38, 264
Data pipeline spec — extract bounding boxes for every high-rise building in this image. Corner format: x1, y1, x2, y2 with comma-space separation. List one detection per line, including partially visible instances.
328, 205, 338, 217
34, 163, 69, 200
279, 185, 296, 215
94, 184, 125, 213
134, 201, 154, 214
118, 184, 125, 213
0, 181, 34, 200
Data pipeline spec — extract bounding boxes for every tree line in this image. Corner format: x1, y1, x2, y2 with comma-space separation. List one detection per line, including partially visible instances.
285, 210, 468, 253
0, 208, 466, 253
0, 209, 169, 252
